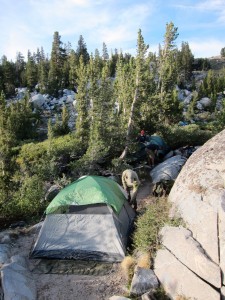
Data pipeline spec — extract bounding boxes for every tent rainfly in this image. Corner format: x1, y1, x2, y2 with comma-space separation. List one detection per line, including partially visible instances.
30, 176, 136, 262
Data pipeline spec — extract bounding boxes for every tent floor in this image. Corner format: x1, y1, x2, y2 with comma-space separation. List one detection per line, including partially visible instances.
30, 259, 118, 275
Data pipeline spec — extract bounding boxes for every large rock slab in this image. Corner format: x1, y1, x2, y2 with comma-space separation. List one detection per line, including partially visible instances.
169, 129, 225, 266
219, 198, 225, 284
159, 226, 221, 288
170, 195, 219, 263
154, 249, 220, 300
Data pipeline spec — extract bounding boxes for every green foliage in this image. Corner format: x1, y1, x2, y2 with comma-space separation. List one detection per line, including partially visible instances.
157, 124, 214, 149
186, 91, 198, 120
50, 106, 70, 138
1, 133, 85, 226
26, 51, 38, 90
1, 174, 46, 224
7, 96, 39, 141
70, 158, 95, 178
76, 35, 90, 65
1, 56, 16, 96
193, 58, 211, 71
17, 133, 84, 180
160, 89, 183, 125
220, 47, 225, 57
75, 55, 89, 143
177, 41, 194, 85
48, 31, 67, 96
215, 99, 225, 131
132, 197, 181, 253
157, 22, 180, 125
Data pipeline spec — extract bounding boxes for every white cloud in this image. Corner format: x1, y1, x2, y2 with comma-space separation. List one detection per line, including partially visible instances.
174, 0, 225, 10
188, 39, 224, 58
3, 30, 40, 61
174, 0, 225, 24
195, 0, 225, 11
93, 3, 154, 49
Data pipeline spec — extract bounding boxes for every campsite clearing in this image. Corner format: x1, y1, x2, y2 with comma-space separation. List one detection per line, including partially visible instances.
8, 179, 152, 300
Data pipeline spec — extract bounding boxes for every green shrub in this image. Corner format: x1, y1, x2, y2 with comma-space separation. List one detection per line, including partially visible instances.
16, 133, 85, 180
2, 175, 46, 223
157, 124, 214, 149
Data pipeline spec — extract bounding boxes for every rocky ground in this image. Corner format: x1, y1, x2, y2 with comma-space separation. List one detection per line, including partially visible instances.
6, 179, 153, 300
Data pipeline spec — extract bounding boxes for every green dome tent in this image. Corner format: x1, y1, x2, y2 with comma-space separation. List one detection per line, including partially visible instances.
30, 176, 135, 262
46, 175, 126, 215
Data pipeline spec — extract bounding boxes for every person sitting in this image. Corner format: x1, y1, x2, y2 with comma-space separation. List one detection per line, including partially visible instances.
122, 169, 140, 211
136, 130, 147, 143
145, 143, 160, 167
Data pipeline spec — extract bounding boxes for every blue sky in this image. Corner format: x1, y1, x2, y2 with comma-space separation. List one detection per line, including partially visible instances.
1, 0, 225, 61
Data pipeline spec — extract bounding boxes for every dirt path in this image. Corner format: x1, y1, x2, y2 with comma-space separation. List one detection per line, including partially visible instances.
9, 180, 153, 300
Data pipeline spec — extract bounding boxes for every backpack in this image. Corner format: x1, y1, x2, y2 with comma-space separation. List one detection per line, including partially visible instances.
152, 180, 174, 197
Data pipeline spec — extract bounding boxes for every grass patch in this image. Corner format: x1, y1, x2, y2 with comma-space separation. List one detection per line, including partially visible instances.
136, 251, 151, 269
132, 197, 170, 254
120, 255, 136, 282
132, 197, 183, 255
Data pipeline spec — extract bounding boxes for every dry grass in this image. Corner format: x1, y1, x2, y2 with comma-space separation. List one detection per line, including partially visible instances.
120, 255, 136, 282
136, 251, 151, 269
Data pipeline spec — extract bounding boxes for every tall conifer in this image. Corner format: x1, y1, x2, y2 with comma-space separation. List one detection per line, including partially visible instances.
48, 32, 66, 96
75, 55, 89, 144
119, 29, 149, 159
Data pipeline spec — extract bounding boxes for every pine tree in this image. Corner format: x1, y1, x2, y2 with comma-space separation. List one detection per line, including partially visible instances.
68, 50, 79, 90
221, 47, 225, 58
0, 92, 14, 192
1, 56, 16, 96
157, 22, 180, 124
38, 59, 49, 93
186, 91, 198, 121
15, 52, 25, 87
114, 53, 133, 140
177, 42, 194, 85
7, 94, 38, 141
26, 50, 37, 90
74, 55, 89, 144
48, 31, 66, 96
119, 29, 149, 159
94, 49, 103, 73
86, 61, 114, 161
47, 118, 54, 155
61, 105, 70, 134
109, 48, 119, 77
102, 42, 109, 60
138, 52, 158, 130
76, 35, 90, 65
